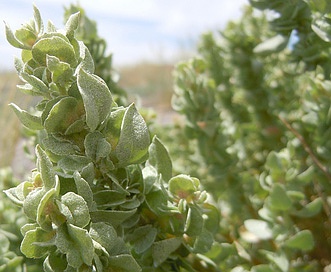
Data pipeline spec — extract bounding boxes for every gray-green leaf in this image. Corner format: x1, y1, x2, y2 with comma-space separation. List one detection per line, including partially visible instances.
32, 35, 77, 66
36, 145, 56, 190
21, 227, 55, 258
269, 184, 292, 211
65, 12, 80, 39
90, 209, 137, 227
127, 225, 157, 254
77, 68, 113, 131
115, 103, 150, 167
10, 103, 43, 130
147, 136, 172, 181
284, 230, 315, 251
107, 254, 142, 272
59, 192, 90, 228
84, 131, 111, 162
152, 237, 182, 267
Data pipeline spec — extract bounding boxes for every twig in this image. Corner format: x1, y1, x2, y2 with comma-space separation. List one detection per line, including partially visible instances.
278, 116, 331, 180
278, 115, 331, 222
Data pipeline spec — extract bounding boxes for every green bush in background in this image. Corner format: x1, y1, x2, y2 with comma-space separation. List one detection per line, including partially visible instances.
167, 0, 331, 270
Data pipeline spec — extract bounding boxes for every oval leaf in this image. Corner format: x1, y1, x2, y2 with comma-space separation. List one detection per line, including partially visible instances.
32, 35, 77, 66
77, 68, 113, 131
152, 237, 182, 267
169, 174, 198, 199
269, 184, 292, 211
244, 219, 273, 241
10, 103, 43, 130
59, 192, 90, 228
36, 145, 56, 190
21, 227, 55, 258
115, 103, 150, 167
147, 136, 172, 181
284, 230, 315, 251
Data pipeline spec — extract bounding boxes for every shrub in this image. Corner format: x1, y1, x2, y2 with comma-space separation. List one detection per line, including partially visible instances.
169, 1, 331, 271
2, 5, 218, 272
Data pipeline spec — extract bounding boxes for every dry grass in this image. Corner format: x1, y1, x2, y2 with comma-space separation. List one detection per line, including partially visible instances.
118, 62, 179, 125
118, 62, 174, 109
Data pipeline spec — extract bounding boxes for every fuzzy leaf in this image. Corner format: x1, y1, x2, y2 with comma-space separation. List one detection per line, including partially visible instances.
142, 165, 158, 194
104, 107, 126, 149
185, 205, 203, 236
77, 41, 95, 73
37, 187, 57, 231
147, 136, 172, 181
56, 224, 93, 268
58, 155, 91, 172
23, 188, 46, 221
33, 4, 43, 34
42, 135, 79, 156
59, 192, 90, 228
192, 228, 214, 253
36, 145, 56, 190
107, 254, 142, 272
32, 35, 77, 66
169, 174, 199, 199
65, 12, 80, 39
89, 222, 117, 254
4, 22, 30, 49
14, 27, 37, 48
90, 209, 137, 227
46, 55, 73, 86
120, 195, 141, 209
77, 68, 113, 131
84, 131, 111, 162
152, 238, 182, 267
115, 103, 150, 167
44, 96, 80, 133
67, 224, 94, 266
73, 171, 94, 209
10, 103, 43, 130
127, 225, 157, 254
21, 72, 49, 93
43, 253, 67, 272
3, 187, 24, 206
94, 190, 127, 208
145, 189, 167, 215
16, 84, 42, 96
21, 227, 55, 258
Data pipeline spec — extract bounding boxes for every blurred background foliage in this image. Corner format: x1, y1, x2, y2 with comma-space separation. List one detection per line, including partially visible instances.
1, 0, 331, 271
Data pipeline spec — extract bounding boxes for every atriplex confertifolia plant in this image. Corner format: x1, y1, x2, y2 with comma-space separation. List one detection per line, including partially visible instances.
2, 6, 219, 271
169, 1, 331, 271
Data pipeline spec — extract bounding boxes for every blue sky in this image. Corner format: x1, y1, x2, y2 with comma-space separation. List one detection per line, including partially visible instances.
0, 0, 248, 70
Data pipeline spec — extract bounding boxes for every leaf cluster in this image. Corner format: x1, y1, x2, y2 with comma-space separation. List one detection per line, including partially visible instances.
2, 6, 218, 272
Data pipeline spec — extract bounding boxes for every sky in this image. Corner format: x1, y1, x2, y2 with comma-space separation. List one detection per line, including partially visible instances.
0, 0, 248, 70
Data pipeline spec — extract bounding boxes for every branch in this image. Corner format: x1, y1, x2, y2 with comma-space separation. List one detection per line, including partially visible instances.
278, 115, 331, 222
278, 116, 331, 180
